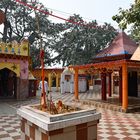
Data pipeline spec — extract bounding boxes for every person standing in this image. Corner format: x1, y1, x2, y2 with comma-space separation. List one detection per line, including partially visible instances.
39, 77, 48, 95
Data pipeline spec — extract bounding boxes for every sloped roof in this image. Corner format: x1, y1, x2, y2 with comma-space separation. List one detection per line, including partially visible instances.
96, 32, 138, 58
131, 45, 140, 61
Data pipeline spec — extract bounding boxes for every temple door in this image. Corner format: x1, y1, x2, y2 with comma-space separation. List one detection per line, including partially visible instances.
128, 71, 138, 97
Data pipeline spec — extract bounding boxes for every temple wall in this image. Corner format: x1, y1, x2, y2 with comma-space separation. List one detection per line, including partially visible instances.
0, 58, 29, 78
93, 84, 101, 94
32, 68, 64, 92
128, 69, 140, 98
20, 60, 29, 79
0, 58, 29, 100
17, 78, 29, 100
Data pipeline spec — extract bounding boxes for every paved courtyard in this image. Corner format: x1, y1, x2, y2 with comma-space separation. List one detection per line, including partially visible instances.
0, 91, 140, 140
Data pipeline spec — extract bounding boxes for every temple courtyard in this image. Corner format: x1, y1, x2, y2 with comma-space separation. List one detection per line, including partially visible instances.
0, 91, 140, 140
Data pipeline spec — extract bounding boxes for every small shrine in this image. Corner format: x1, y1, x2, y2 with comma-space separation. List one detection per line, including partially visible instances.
60, 67, 87, 94
69, 32, 140, 112
60, 67, 74, 93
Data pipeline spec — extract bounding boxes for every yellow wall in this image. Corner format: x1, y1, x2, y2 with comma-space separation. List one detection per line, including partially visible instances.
0, 62, 20, 77
32, 69, 64, 90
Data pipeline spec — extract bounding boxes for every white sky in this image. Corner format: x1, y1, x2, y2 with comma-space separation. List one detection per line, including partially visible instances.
39, 0, 133, 29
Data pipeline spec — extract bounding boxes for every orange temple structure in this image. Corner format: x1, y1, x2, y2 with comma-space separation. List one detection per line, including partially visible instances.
69, 32, 140, 112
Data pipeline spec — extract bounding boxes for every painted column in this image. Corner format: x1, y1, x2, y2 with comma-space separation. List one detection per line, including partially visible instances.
119, 67, 122, 102
56, 73, 59, 92
108, 72, 112, 97
48, 73, 51, 92
74, 68, 79, 100
101, 70, 107, 100
122, 63, 128, 110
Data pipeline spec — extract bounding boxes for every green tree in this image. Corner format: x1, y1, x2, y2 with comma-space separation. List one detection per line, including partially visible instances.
0, 1, 117, 68
0, 0, 64, 68
51, 15, 117, 66
112, 0, 140, 41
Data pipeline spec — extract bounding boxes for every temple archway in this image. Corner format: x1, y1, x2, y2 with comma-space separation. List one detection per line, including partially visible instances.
0, 68, 17, 98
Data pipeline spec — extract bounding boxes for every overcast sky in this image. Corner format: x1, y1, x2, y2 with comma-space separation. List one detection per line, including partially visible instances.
0, 0, 134, 32
39, 0, 133, 29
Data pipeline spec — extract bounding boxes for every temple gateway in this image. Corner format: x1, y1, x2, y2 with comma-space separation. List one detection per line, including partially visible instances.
0, 40, 36, 99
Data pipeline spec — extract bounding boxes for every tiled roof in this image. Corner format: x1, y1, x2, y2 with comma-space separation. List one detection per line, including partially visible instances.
96, 32, 138, 58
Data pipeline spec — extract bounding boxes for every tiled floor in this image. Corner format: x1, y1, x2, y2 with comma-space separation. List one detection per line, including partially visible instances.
0, 92, 140, 140
0, 115, 20, 140
97, 109, 140, 140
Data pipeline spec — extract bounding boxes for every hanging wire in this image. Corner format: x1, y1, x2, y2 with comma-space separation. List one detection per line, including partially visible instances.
15, 0, 118, 31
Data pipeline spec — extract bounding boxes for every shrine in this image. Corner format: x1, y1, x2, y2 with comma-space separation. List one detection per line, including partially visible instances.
32, 67, 64, 92
69, 32, 140, 112
60, 67, 87, 94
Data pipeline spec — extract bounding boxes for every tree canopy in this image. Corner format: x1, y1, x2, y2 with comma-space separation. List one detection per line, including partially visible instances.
112, 0, 140, 42
0, 0, 117, 68
51, 15, 117, 66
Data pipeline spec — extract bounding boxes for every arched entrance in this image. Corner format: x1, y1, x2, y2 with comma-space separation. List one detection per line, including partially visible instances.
0, 68, 17, 99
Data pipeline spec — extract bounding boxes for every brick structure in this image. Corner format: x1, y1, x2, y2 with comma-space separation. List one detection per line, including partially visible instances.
18, 105, 101, 140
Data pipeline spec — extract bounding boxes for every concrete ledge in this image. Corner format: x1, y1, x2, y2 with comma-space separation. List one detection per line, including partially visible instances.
17, 105, 101, 131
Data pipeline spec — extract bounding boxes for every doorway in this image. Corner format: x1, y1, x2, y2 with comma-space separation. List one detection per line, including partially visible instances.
0, 68, 17, 98
128, 71, 138, 97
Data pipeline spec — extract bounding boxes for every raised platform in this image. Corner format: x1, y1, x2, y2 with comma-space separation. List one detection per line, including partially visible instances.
81, 96, 140, 113
17, 104, 101, 140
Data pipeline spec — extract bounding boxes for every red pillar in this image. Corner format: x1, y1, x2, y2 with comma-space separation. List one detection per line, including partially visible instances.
119, 67, 122, 102
74, 68, 79, 100
108, 72, 112, 97
122, 64, 128, 110
101, 71, 107, 100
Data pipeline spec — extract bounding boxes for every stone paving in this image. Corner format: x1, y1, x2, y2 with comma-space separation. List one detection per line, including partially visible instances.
0, 103, 16, 115
0, 91, 140, 140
